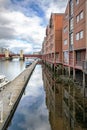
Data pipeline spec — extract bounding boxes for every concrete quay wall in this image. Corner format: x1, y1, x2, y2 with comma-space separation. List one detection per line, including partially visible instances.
0, 60, 37, 130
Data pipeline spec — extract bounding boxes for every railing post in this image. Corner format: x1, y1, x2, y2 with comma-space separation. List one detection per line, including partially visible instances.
9, 92, 13, 106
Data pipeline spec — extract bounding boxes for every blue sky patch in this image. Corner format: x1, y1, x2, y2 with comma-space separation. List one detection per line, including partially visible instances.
11, 0, 24, 3
27, 2, 45, 17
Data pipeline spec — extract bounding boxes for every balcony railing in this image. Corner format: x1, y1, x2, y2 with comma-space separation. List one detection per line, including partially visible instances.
75, 61, 82, 66
83, 61, 87, 71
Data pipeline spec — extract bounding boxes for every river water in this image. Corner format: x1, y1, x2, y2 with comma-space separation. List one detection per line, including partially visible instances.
7, 65, 51, 130
0, 60, 87, 130
0, 59, 25, 80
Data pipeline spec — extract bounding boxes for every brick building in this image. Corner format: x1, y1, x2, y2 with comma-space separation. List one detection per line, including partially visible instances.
42, 13, 64, 69
42, 0, 87, 88
62, 0, 87, 86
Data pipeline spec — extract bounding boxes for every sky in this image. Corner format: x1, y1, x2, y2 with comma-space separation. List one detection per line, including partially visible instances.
0, 0, 68, 54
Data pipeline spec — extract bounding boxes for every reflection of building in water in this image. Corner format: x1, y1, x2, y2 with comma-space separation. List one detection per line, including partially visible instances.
63, 84, 87, 130
42, 65, 87, 130
42, 65, 63, 130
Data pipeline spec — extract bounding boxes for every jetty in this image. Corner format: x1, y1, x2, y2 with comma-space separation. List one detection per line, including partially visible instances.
0, 60, 37, 130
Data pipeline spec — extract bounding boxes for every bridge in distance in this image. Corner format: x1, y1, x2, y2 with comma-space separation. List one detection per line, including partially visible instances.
0, 54, 42, 60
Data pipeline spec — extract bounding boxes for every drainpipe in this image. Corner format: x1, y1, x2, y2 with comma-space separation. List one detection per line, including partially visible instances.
54, 14, 56, 72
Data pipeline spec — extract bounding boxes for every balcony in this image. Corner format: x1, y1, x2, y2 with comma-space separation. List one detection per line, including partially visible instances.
75, 60, 82, 70
55, 59, 62, 64
83, 61, 87, 72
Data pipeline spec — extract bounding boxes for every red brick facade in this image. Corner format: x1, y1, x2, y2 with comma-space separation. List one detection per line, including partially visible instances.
42, 13, 64, 66
42, 0, 87, 85
62, 0, 86, 70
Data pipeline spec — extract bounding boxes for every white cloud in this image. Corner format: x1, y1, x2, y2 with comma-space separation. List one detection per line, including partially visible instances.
0, 0, 68, 53
0, 39, 33, 53
0, 8, 45, 53
32, 0, 68, 20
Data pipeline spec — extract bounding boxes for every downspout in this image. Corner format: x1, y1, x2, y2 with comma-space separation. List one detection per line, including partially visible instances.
53, 14, 56, 71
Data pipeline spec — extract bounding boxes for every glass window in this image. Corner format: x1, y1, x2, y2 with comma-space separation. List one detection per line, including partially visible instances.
80, 11, 83, 20
64, 26, 67, 33
76, 11, 83, 24
80, 31, 83, 39
76, 51, 81, 61
70, 18, 73, 30
70, 33, 73, 45
63, 51, 69, 64
64, 39, 68, 45
76, 31, 83, 40
76, 33, 79, 40
70, 0, 73, 15
76, 15, 79, 23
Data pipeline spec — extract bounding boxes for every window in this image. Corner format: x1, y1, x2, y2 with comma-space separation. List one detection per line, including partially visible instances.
76, 30, 84, 40
76, 0, 79, 5
76, 33, 79, 40
76, 51, 81, 61
64, 26, 67, 33
76, 15, 79, 23
70, 33, 73, 45
70, 18, 73, 31
70, 0, 73, 15
63, 51, 69, 64
76, 11, 83, 23
80, 31, 83, 39
64, 39, 68, 45
80, 11, 83, 20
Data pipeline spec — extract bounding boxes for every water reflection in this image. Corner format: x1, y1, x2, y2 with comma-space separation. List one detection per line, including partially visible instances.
42, 65, 87, 130
42, 65, 63, 130
4, 63, 87, 130
0, 60, 25, 80
7, 65, 51, 130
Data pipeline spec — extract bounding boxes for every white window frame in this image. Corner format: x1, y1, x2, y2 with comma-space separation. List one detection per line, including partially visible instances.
70, 18, 73, 30
76, 33, 79, 40
80, 31, 83, 39
80, 11, 83, 20
76, 30, 84, 41
76, 11, 83, 24
70, 0, 73, 15
70, 33, 73, 45
64, 26, 67, 33
76, 15, 79, 23
64, 39, 68, 45
63, 51, 69, 64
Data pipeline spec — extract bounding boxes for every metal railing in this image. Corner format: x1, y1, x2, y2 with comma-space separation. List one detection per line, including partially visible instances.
75, 61, 82, 66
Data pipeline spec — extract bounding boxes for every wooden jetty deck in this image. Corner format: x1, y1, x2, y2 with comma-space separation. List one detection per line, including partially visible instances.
0, 60, 37, 130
